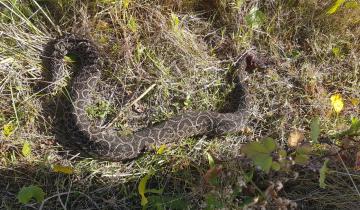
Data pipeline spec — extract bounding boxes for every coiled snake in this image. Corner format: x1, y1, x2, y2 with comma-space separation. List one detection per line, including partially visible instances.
42, 34, 265, 161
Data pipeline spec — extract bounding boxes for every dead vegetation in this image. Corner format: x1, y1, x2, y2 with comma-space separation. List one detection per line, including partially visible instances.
0, 0, 359, 209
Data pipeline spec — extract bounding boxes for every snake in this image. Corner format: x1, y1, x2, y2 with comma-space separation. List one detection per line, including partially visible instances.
42, 34, 265, 161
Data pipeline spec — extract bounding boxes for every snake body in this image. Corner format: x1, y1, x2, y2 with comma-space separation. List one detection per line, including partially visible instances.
44, 34, 255, 161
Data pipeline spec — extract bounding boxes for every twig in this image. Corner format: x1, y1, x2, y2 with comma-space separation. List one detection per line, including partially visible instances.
105, 83, 156, 129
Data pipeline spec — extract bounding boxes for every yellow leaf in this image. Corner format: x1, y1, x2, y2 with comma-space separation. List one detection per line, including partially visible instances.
330, 94, 344, 114
2, 122, 15, 137
156, 144, 166, 155
327, 0, 346, 14
351, 98, 359, 107
52, 164, 74, 174
287, 130, 304, 147
22, 141, 31, 157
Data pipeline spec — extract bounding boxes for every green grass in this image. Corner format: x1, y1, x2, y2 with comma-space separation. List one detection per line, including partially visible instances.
0, 0, 359, 209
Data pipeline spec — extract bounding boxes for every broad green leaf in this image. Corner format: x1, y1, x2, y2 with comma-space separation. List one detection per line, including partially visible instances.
295, 145, 311, 165
271, 161, 281, 171
296, 145, 312, 154
243, 138, 277, 173
263, 137, 276, 152
242, 142, 269, 157
253, 154, 272, 173
17, 185, 45, 204
319, 159, 329, 188
327, 0, 346, 14
22, 141, 31, 157
138, 171, 153, 206
245, 7, 266, 29
310, 117, 320, 143
294, 153, 309, 165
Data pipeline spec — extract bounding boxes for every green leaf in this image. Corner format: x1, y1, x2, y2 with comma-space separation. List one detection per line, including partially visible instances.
127, 15, 138, 32
242, 142, 269, 157
271, 161, 281, 171
253, 154, 272, 173
294, 153, 309, 165
310, 117, 320, 143
156, 144, 167, 155
138, 170, 161, 207
263, 137, 276, 152
63, 55, 76, 63
206, 152, 215, 168
350, 117, 360, 134
294, 145, 311, 165
22, 141, 31, 157
243, 138, 277, 173
296, 145, 312, 154
138, 172, 153, 206
319, 159, 329, 189
332, 47, 342, 58
279, 149, 287, 158
17, 185, 45, 204
3, 121, 15, 137
245, 7, 266, 29
327, 0, 346, 14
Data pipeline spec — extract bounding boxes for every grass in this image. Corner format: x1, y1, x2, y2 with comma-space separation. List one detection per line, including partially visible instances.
0, 0, 359, 209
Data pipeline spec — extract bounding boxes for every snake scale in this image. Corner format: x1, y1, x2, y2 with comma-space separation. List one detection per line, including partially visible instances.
43, 34, 264, 161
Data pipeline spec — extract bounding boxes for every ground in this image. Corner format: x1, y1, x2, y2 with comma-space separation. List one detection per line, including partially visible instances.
0, 0, 359, 209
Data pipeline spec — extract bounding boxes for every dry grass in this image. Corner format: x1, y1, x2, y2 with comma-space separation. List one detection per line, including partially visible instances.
0, 0, 359, 209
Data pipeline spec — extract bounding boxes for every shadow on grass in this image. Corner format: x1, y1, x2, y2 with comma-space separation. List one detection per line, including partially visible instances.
0, 162, 198, 210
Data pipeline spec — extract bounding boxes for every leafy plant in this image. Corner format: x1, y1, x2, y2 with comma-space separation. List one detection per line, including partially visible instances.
331, 117, 360, 139
17, 185, 45, 204
294, 145, 311, 165
138, 171, 163, 208
242, 138, 279, 173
